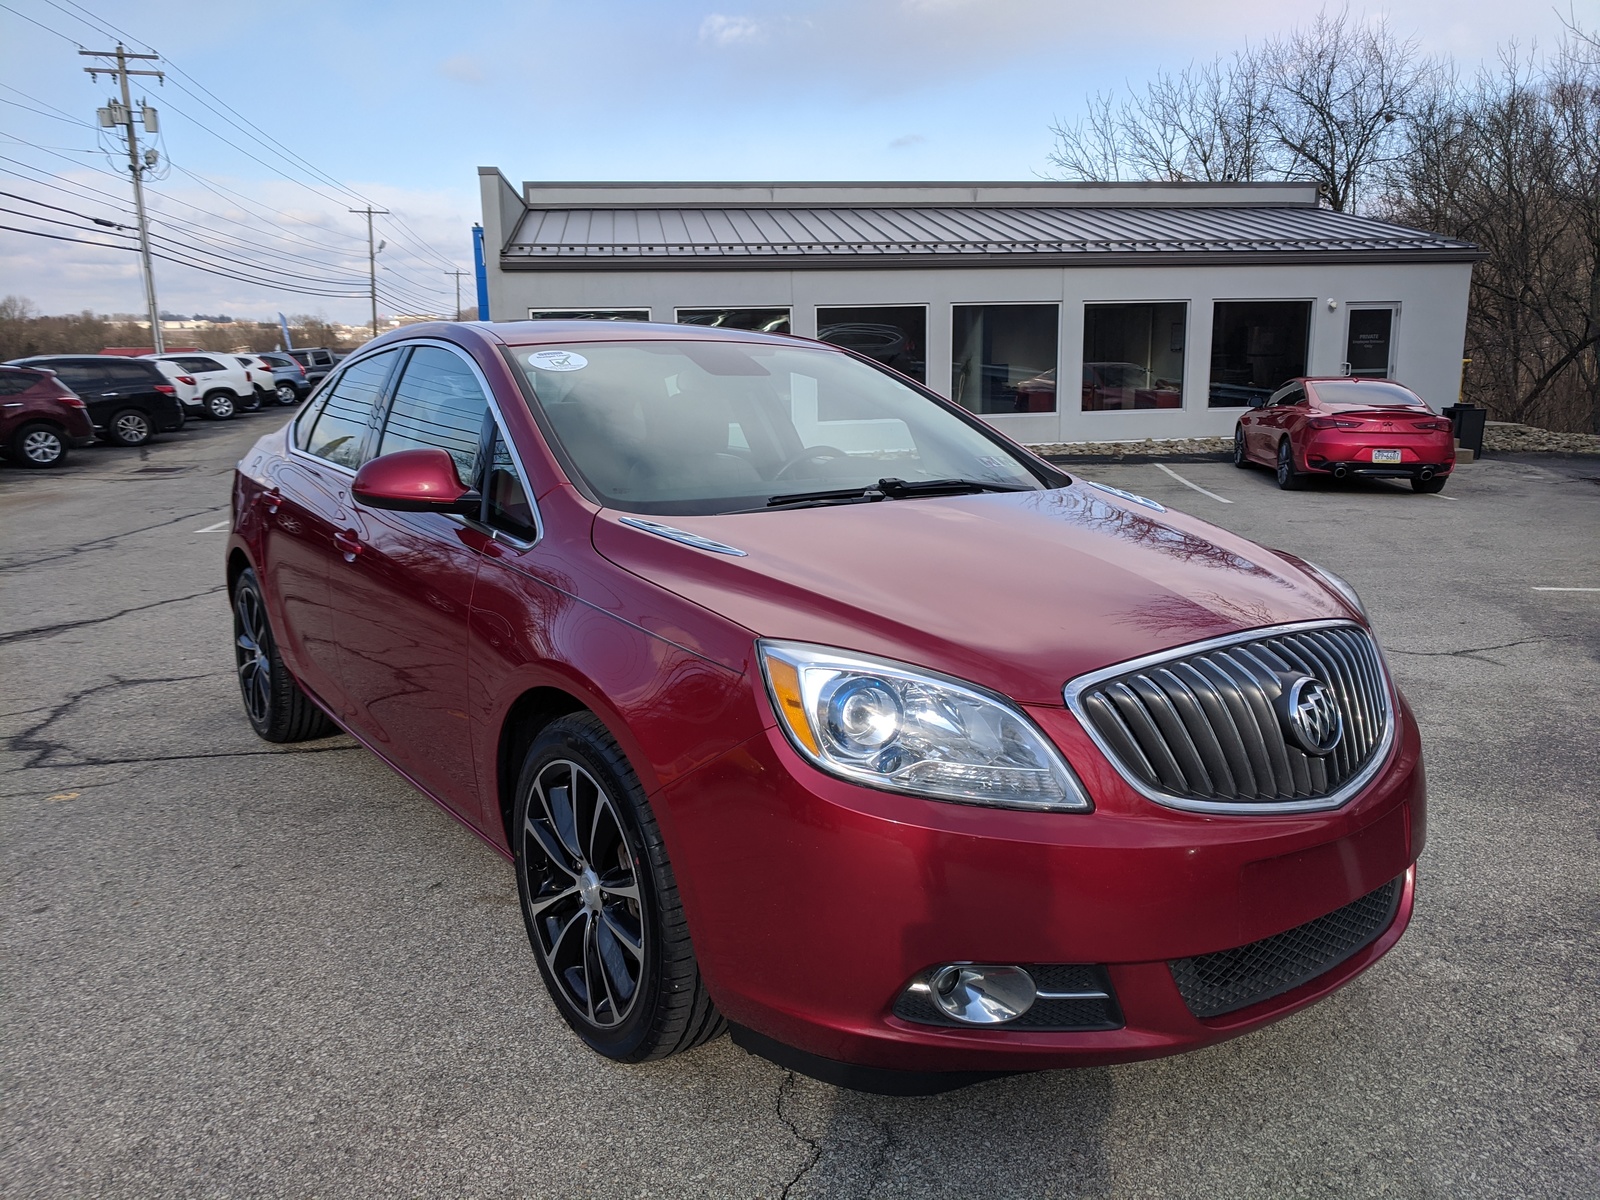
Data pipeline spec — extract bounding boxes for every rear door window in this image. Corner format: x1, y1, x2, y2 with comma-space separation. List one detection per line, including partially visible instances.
105, 362, 158, 390
376, 345, 490, 481
302, 350, 401, 470
49, 362, 109, 393
0, 369, 42, 396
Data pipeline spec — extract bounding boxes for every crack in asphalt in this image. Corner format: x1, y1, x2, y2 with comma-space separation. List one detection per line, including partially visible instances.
27, 745, 359, 768
6, 674, 216, 769
1388, 636, 1548, 663
0, 586, 227, 648
0, 506, 225, 575
775, 1071, 823, 1200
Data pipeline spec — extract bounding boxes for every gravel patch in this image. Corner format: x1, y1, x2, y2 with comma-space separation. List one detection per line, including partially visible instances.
1483, 423, 1600, 456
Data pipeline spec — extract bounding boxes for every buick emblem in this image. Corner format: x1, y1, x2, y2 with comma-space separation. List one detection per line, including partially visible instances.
1278, 676, 1343, 755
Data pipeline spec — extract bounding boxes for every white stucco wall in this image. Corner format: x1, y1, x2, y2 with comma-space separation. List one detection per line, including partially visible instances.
483, 259, 1473, 444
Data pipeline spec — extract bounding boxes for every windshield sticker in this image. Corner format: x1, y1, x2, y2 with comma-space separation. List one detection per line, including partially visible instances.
526, 350, 588, 372
1085, 481, 1167, 512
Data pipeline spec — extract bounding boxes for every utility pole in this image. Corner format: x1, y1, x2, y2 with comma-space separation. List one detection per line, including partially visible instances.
445, 268, 467, 320
348, 206, 388, 340
83, 45, 165, 353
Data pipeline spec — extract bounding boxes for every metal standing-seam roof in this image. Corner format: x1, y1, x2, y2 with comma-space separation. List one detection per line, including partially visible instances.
501, 204, 1480, 270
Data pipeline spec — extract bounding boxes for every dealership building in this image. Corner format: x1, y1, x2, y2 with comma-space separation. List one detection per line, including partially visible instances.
477, 171, 1479, 445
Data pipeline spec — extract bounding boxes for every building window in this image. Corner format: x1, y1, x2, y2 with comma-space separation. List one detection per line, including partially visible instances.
528, 308, 650, 321
1209, 301, 1311, 407
1081, 302, 1186, 411
675, 307, 791, 333
815, 306, 927, 385
951, 304, 1058, 414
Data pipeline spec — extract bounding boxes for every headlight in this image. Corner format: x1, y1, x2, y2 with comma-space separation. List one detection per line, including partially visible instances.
1302, 560, 1368, 619
758, 641, 1091, 812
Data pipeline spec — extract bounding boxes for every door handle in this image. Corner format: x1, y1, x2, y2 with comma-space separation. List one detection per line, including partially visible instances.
333, 529, 364, 562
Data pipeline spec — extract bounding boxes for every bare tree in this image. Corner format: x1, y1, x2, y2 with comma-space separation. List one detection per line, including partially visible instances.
1049, 5, 1437, 211
1259, 9, 1435, 211
1049, 51, 1273, 183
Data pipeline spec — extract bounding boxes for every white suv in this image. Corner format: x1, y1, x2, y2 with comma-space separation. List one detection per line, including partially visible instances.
143, 353, 257, 420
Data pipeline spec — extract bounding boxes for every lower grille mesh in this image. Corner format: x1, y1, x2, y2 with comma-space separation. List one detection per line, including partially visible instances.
1170, 876, 1403, 1019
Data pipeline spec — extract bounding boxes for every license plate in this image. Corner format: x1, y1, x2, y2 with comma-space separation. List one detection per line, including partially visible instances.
1372, 449, 1402, 463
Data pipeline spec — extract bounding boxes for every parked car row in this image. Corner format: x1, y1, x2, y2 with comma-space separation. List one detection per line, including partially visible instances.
0, 350, 322, 469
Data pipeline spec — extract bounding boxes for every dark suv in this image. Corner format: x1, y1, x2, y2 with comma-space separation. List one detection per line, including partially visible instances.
285, 347, 342, 387
5, 355, 186, 446
0, 365, 95, 467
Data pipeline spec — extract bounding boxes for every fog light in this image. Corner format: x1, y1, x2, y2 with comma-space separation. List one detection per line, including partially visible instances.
928, 964, 1036, 1024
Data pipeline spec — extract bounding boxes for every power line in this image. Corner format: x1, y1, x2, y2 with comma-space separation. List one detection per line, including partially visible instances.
0, 2, 81, 46
8, 7, 463, 312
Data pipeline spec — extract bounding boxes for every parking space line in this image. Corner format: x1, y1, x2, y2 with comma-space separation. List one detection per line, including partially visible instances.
1531, 587, 1600, 592
1153, 463, 1232, 504
194, 519, 231, 533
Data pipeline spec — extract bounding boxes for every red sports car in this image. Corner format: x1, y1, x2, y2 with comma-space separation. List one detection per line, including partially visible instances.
228, 323, 1425, 1093
1233, 377, 1456, 493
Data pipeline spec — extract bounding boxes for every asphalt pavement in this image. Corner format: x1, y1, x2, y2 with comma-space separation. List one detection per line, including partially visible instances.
3, 415, 1597, 1198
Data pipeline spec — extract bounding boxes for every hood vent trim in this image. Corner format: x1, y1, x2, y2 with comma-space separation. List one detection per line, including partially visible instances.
617, 517, 747, 557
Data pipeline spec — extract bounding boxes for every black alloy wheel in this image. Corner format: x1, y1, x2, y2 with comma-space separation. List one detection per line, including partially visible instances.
232, 568, 336, 742
203, 391, 236, 420
1276, 437, 1303, 490
10, 421, 68, 467
107, 409, 153, 447
513, 714, 724, 1063
1232, 426, 1249, 468
275, 382, 299, 406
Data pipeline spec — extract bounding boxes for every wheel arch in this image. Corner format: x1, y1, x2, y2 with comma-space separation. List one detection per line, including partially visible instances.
226, 546, 252, 595
496, 686, 590, 847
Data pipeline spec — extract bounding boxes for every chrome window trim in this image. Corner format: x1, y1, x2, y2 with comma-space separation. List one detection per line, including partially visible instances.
1062, 618, 1397, 816
288, 338, 544, 548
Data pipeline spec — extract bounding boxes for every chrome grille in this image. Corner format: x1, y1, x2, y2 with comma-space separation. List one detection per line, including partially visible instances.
1066, 622, 1393, 813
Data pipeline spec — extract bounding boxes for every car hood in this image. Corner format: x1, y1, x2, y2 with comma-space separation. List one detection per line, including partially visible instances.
590, 482, 1350, 705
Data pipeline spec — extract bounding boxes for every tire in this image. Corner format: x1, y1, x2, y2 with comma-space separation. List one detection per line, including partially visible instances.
9, 421, 69, 468
203, 391, 236, 420
512, 713, 724, 1063
275, 382, 299, 406
107, 408, 154, 447
1276, 437, 1303, 490
1412, 475, 1448, 494
239, 389, 263, 414
1232, 425, 1249, 468
232, 568, 337, 742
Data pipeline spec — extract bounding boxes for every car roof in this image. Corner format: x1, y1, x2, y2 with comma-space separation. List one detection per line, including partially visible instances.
355, 319, 813, 357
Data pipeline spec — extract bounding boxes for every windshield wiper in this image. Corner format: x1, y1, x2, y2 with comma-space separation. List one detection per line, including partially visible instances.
876, 477, 1035, 498
764, 477, 1034, 509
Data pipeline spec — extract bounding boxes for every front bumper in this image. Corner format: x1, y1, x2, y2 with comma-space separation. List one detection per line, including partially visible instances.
661, 695, 1425, 1080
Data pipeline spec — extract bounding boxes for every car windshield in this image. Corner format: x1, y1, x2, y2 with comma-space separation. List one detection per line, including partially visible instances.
513, 339, 1048, 515
1314, 381, 1429, 408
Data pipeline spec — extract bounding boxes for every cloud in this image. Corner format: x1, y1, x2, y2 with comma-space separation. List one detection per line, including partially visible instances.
700, 15, 765, 47
888, 133, 926, 149
439, 54, 485, 84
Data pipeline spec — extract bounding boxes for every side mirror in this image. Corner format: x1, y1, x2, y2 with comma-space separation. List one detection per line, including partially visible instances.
1249, 395, 1268, 408
352, 448, 480, 515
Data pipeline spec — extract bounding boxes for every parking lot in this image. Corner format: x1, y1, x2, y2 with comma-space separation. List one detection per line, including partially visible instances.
3, 415, 1597, 1199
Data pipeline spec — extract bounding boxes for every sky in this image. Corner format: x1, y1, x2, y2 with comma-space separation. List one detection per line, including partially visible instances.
0, 0, 1584, 324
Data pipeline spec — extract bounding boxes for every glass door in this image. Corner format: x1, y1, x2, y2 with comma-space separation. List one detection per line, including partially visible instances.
1344, 305, 1398, 378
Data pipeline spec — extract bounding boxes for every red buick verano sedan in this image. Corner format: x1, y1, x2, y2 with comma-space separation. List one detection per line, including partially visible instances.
1233, 377, 1455, 493
228, 322, 1424, 1093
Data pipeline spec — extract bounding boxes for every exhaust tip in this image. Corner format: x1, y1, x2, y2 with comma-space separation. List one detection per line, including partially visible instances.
1333, 465, 1348, 479
1420, 467, 1434, 481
